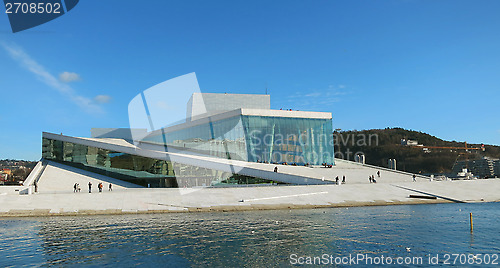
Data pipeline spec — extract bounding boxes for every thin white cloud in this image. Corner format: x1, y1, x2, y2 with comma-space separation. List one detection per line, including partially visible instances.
1, 42, 102, 114
286, 84, 348, 102
94, 95, 112, 104
304, 92, 321, 97
59, 71, 81, 83
281, 84, 351, 111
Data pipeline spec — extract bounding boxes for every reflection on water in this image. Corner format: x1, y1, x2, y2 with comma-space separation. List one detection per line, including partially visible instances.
0, 203, 499, 267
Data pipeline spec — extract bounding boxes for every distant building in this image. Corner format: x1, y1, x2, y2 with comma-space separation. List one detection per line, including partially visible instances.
452, 157, 499, 178
0, 169, 10, 182
401, 139, 419, 146
495, 159, 500, 177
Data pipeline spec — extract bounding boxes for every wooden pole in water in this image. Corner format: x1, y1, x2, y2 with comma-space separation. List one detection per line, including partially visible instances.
470, 213, 473, 232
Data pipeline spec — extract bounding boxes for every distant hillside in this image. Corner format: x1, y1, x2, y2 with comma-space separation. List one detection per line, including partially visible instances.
334, 128, 500, 174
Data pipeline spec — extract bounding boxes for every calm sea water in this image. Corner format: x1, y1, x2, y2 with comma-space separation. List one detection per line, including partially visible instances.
0, 203, 499, 267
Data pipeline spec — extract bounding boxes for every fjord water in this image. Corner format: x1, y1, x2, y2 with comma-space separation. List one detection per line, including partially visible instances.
1, 203, 499, 267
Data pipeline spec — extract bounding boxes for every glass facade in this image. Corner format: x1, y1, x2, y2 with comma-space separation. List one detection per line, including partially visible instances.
142, 115, 334, 165
42, 138, 279, 188
243, 115, 334, 165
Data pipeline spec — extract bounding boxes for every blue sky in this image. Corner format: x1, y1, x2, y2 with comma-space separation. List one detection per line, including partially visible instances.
1, 0, 499, 160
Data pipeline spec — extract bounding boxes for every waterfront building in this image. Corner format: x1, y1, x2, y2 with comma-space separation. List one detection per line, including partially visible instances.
495, 159, 500, 177
40, 93, 335, 188
452, 156, 500, 178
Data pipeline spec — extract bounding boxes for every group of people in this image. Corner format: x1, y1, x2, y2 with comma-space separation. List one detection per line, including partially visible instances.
73, 183, 81, 192
335, 176, 346, 185
369, 171, 381, 183
321, 163, 333, 168
74, 182, 112, 193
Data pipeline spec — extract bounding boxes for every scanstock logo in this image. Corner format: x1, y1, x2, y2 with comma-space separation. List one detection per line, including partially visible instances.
3, 0, 79, 33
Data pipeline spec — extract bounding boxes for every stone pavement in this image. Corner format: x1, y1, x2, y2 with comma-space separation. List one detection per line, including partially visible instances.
1, 177, 499, 216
